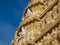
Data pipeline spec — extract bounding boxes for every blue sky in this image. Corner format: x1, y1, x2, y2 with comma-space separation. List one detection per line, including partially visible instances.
0, 0, 29, 45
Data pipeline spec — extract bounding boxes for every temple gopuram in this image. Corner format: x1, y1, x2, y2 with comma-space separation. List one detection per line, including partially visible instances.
11, 0, 60, 45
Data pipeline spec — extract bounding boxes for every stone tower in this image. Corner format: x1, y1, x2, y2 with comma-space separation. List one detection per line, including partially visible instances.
11, 0, 60, 45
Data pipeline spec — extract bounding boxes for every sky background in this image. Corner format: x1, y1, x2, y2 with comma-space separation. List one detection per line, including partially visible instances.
0, 0, 29, 45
